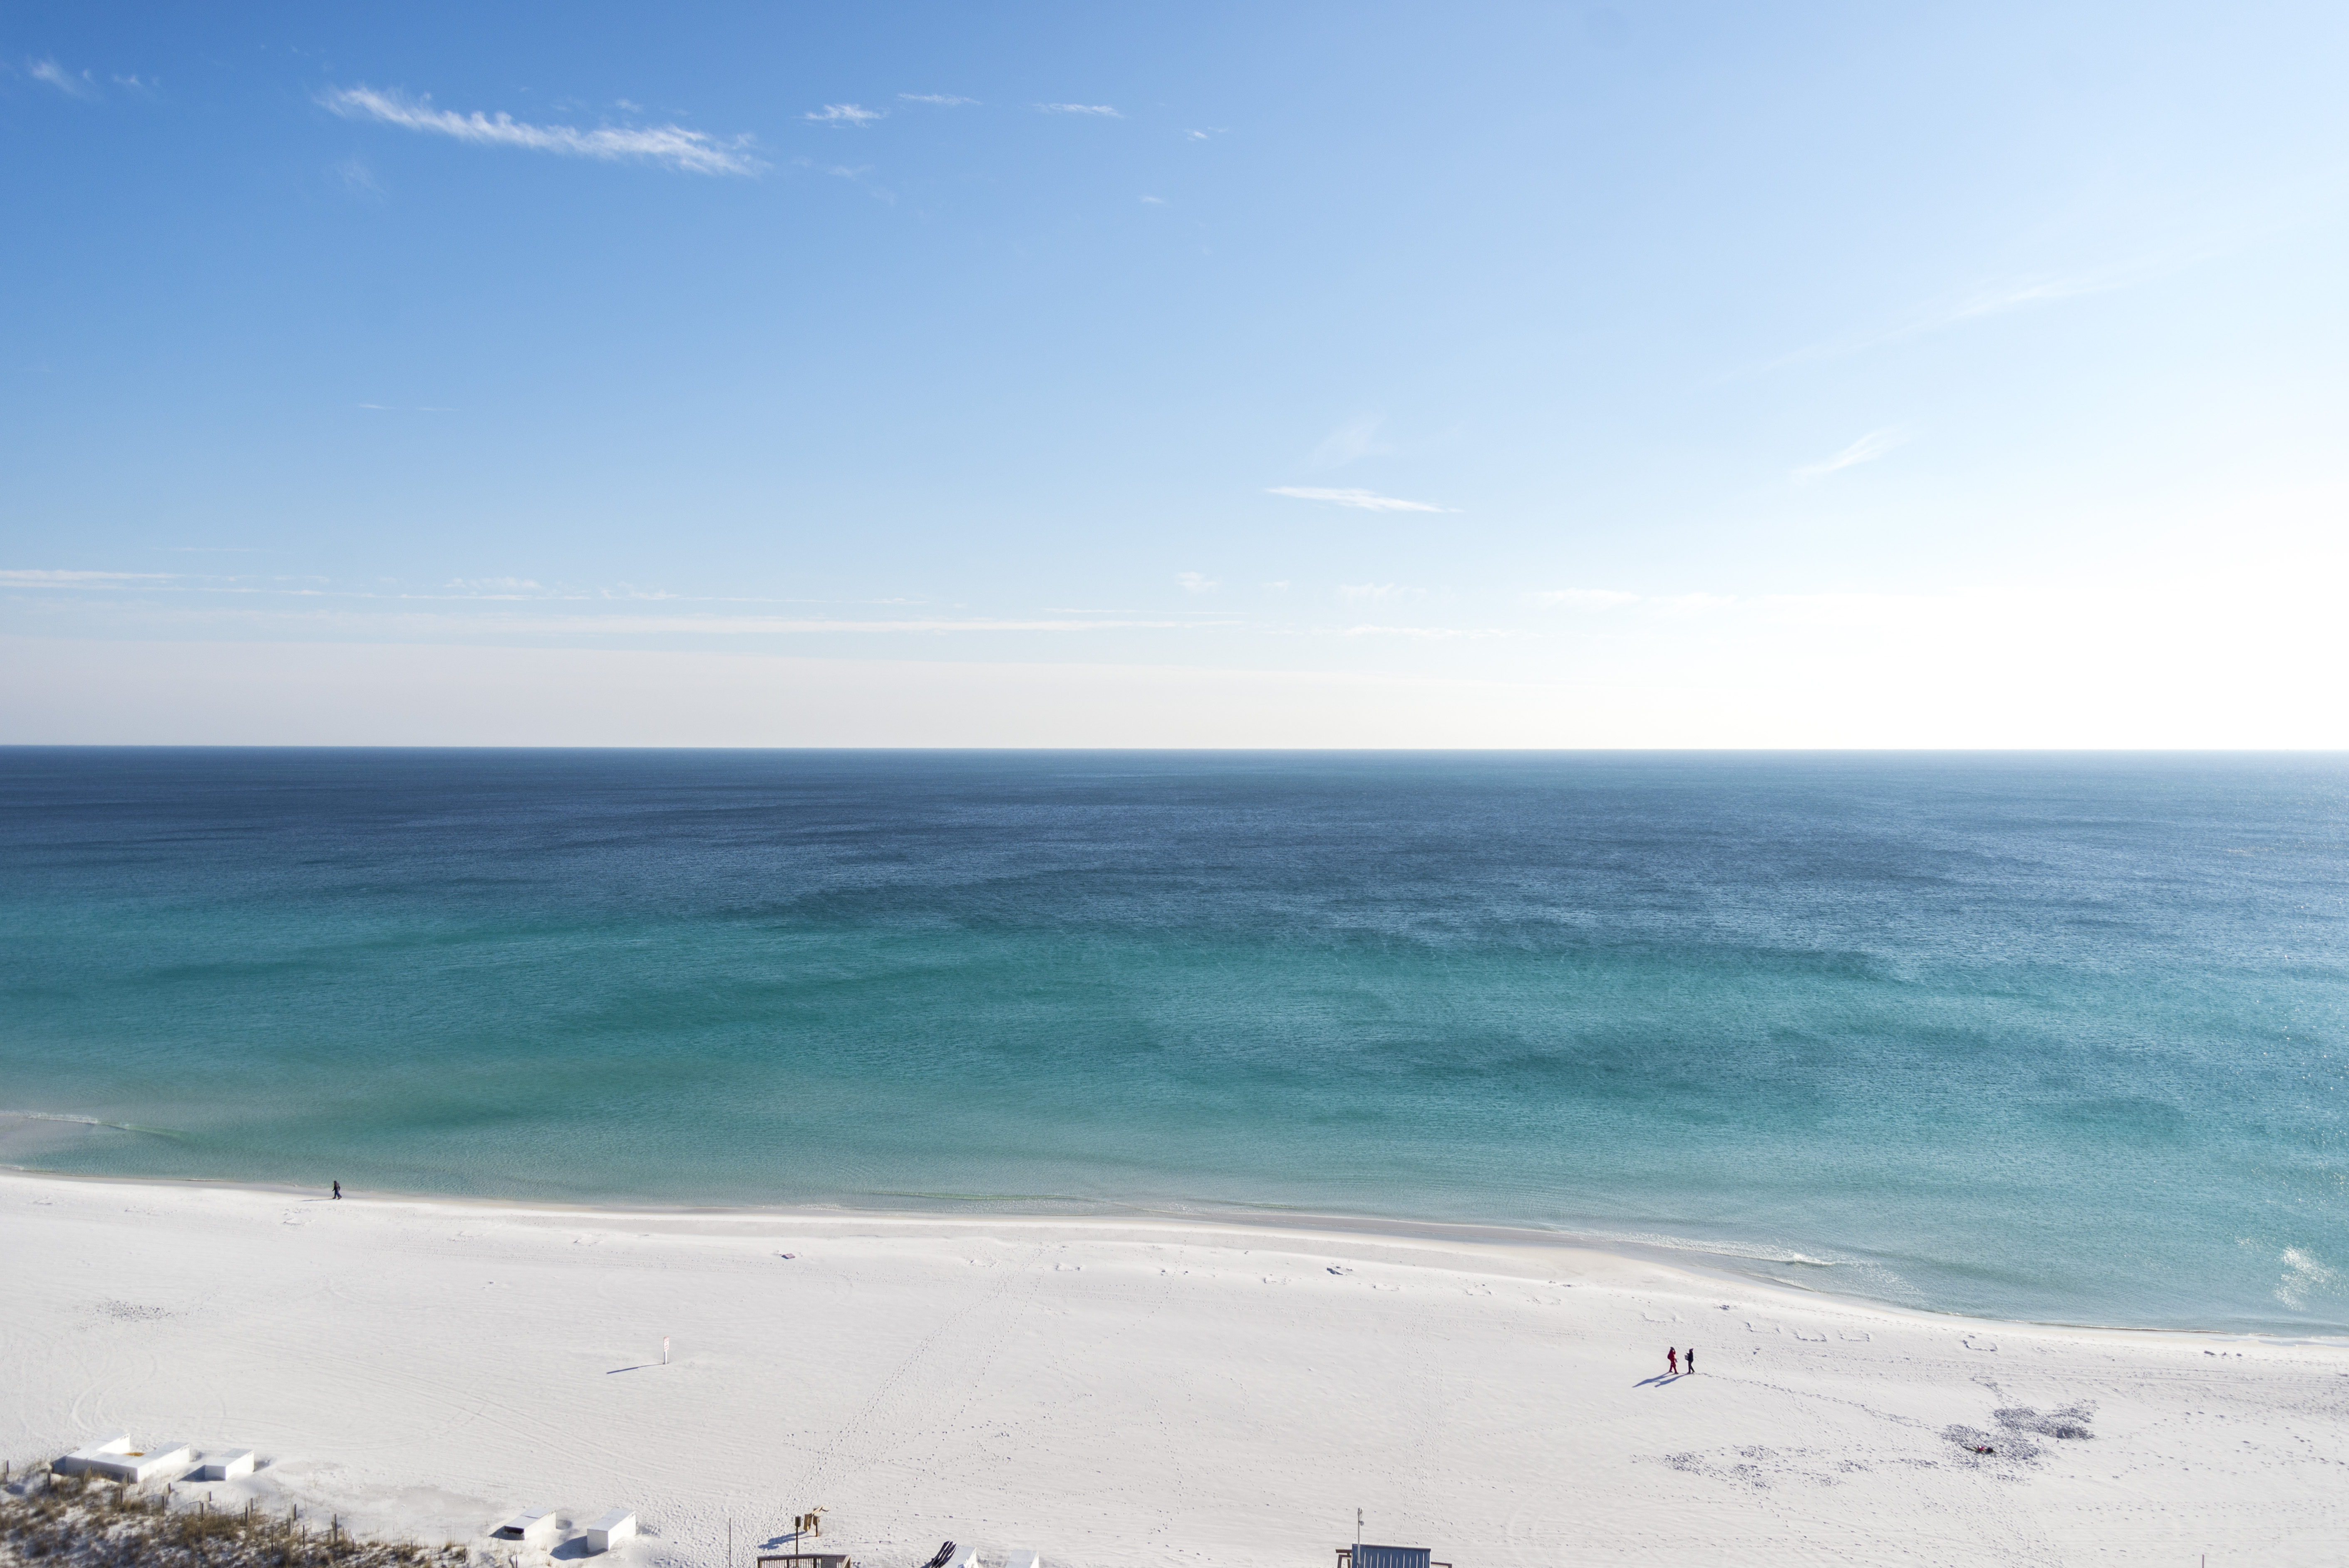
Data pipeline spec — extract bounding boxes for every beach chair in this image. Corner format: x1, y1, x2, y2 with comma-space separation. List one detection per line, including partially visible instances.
1340, 1547, 1449, 1568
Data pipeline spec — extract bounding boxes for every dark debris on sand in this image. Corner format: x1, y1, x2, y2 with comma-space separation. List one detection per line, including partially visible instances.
1942, 1402, 2097, 1463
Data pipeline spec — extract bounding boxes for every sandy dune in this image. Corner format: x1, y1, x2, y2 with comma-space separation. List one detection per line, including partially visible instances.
2, 1170, 2343, 1567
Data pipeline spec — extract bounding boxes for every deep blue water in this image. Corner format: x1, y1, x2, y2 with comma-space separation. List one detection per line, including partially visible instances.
1, 748, 2343, 1332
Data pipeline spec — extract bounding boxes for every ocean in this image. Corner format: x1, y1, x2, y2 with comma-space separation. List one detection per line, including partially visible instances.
1, 748, 2342, 1333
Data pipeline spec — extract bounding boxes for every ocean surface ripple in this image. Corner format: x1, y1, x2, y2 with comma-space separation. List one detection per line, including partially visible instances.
1, 748, 2342, 1332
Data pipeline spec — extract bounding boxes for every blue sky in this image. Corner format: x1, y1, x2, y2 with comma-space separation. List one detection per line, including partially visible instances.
5, 2, 2347, 744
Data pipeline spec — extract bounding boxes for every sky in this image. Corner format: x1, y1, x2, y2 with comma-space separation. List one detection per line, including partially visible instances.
4, 1, 2347, 746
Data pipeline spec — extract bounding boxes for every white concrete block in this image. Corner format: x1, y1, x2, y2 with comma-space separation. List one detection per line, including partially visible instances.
1002, 1550, 1040, 1568
54, 1436, 134, 1476
196, 1450, 256, 1481
496, 1509, 559, 1546
66, 1442, 191, 1483
583, 1510, 636, 1553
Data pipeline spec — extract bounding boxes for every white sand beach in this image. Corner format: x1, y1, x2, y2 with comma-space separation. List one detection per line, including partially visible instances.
3, 1169, 2343, 1568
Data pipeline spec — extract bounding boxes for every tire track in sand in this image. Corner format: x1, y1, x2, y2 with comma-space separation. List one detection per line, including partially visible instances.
788, 1242, 1048, 1502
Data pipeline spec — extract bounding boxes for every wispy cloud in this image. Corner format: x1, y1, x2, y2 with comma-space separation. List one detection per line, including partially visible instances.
29, 59, 98, 99
1747, 269, 2146, 376
320, 86, 762, 176
1037, 103, 1121, 117
1527, 588, 1733, 615
346, 613, 1212, 635
1331, 625, 1512, 640
790, 156, 896, 203
804, 103, 884, 126
1140, 195, 1166, 205
1528, 588, 1638, 611
898, 93, 977, 106
0, 568, 173, 585
1307, 416, 1388, 469
1268, 486, 1453, 514
1793, 427, 1910, 480
332, 157, 382, 198
1176, 572, 1218, 592
1927, 276, 2116, 328
1337, 583, 1403, 604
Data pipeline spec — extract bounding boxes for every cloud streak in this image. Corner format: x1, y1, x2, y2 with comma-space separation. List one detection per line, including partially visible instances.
1037, 103, 1121, 117
1527, 589, 1637, 611
320, 87, 762, 176
898, 94, 977, 106
1332, 624, 1513, 640
1268, 486, 1454, 514
804, 104, 883, 126
1793, 427, 1910, 480
319, 613, 1216, 636
1528, 588, 1733, 615
29, 59, 97, 99
1745, 267, 2151, 376
1307, 416, 1388, 469
1, 568, 173, 585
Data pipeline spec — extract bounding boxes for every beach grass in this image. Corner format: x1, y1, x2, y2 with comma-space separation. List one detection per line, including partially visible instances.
0, 1471, 466, 1568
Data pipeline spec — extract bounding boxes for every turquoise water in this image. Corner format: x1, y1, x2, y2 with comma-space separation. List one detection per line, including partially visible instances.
1, 748, 2344, 1332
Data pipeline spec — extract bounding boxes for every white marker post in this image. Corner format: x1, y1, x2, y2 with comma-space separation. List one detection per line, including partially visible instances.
662, 1335, 670, 1365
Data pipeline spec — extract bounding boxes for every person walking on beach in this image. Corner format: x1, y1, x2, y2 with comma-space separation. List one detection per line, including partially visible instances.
1667, 1347, 1678, 1376
332, 1181, 341, 1200
1685, 1347, 1696, 1374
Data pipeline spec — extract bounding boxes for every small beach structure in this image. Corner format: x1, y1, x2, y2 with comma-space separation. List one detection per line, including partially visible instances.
195, 1449, 256, 1481
55, 1436, 193, 1483
495, 1509, 560, 1548
583, 1510, 637, 1554
1338, 1548, 1450, 1568
1001, 1552, 1040, 1568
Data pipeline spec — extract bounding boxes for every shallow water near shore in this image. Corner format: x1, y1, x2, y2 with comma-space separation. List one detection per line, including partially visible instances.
1, 747, 2344, 1332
